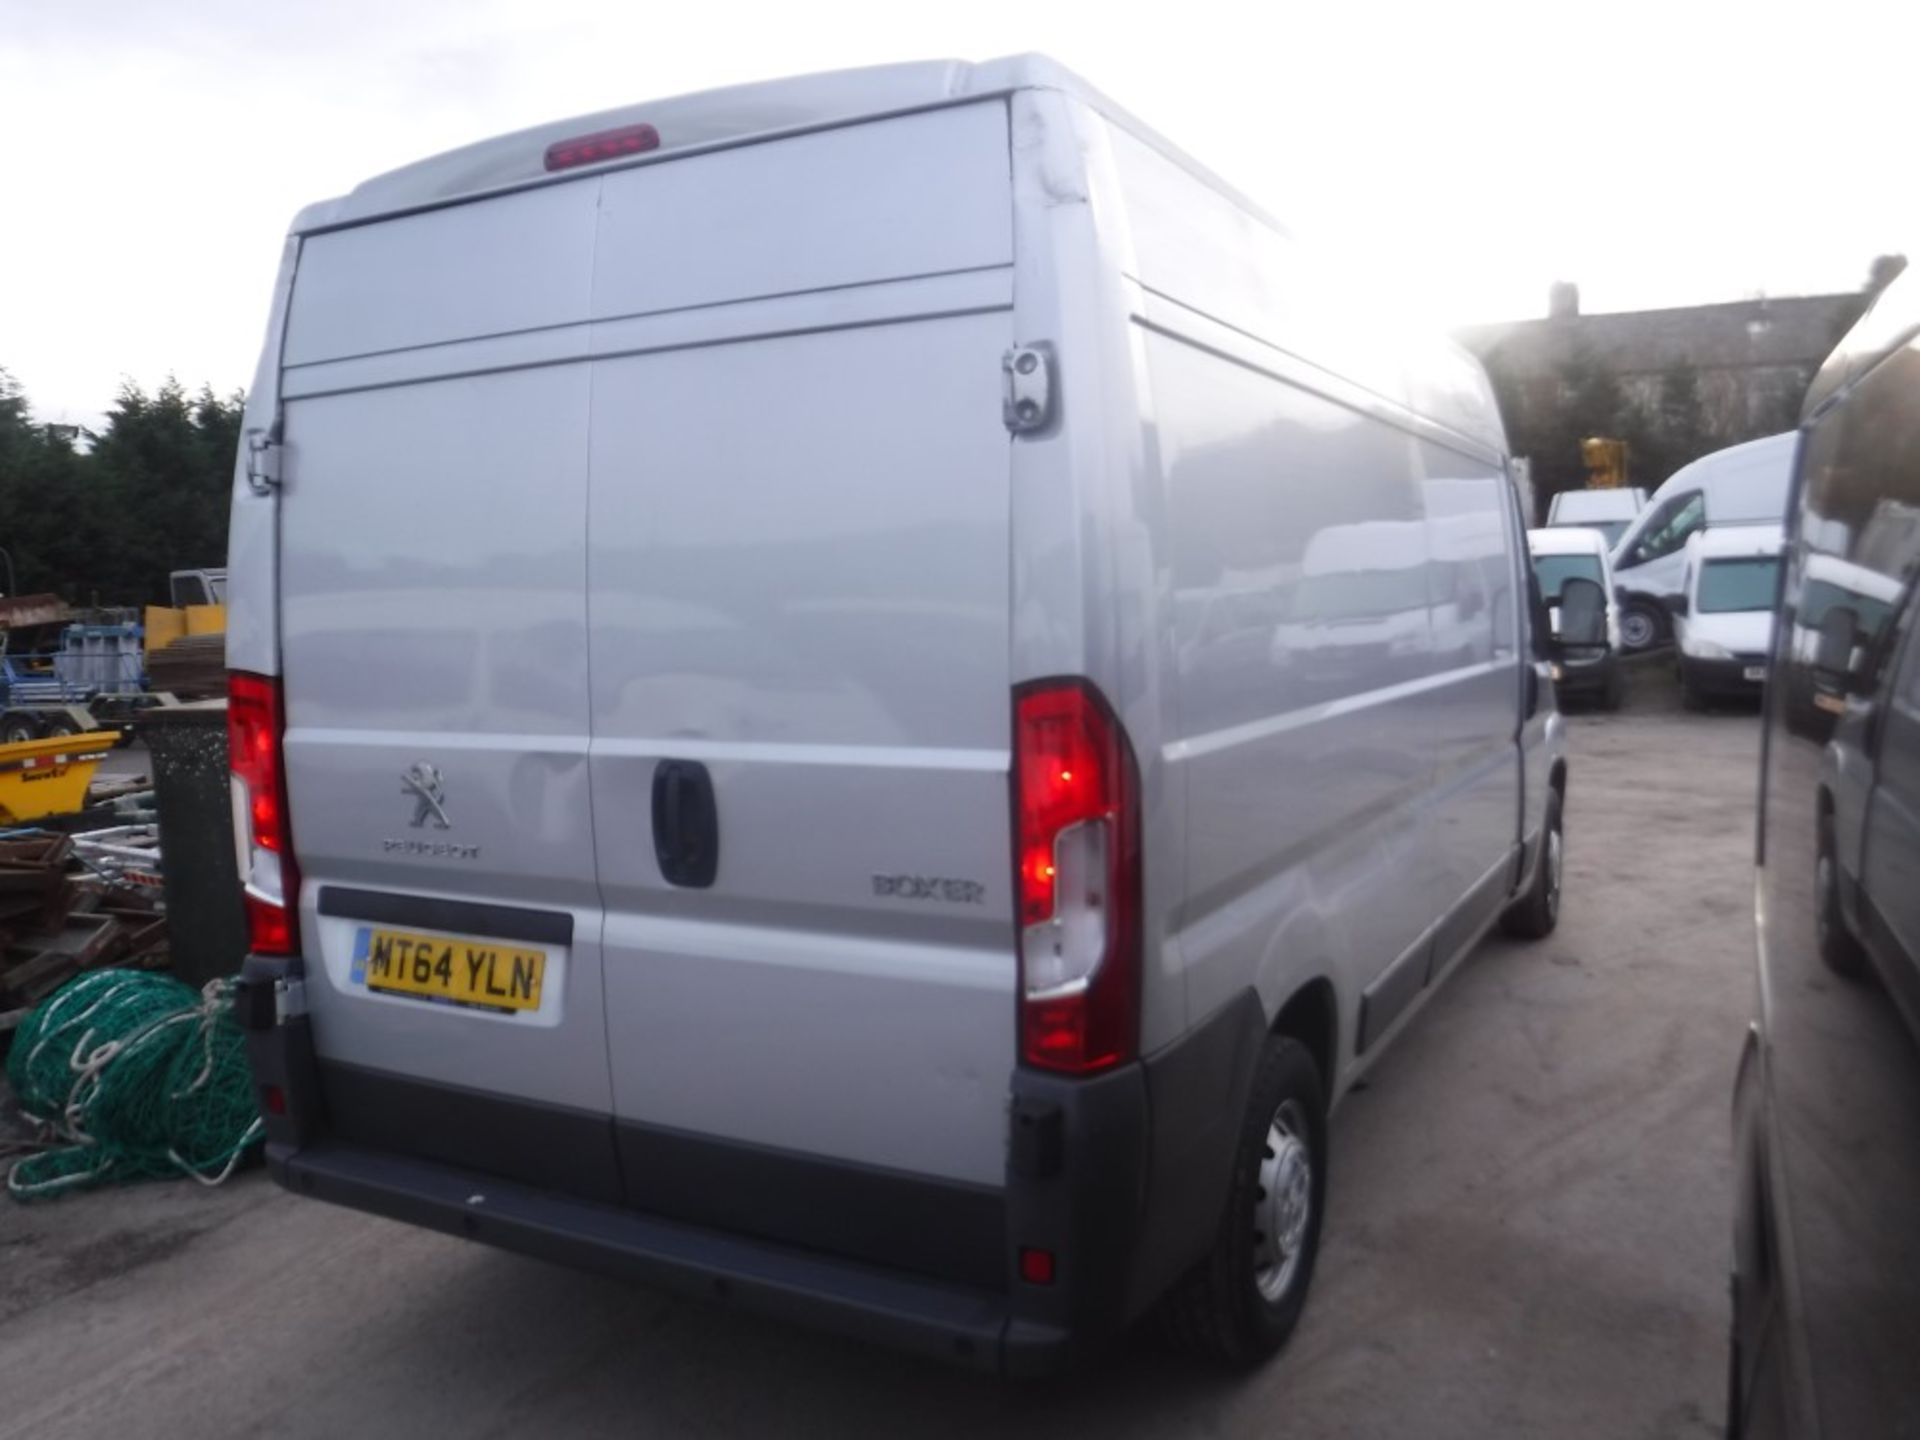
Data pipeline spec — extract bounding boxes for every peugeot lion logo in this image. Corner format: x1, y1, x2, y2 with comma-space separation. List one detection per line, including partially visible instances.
402, 762, 451, 830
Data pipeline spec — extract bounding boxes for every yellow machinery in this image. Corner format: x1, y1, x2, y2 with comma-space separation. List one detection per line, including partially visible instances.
1580, 437, 1630, 490
143, 566, 227, 662
142, 603, 226, 657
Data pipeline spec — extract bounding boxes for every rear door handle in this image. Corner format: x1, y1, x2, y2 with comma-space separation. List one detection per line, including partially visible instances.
652, 760, 719, 888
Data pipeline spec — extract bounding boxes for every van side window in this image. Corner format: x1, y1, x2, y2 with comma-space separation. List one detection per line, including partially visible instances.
1632, 492, 1706, 564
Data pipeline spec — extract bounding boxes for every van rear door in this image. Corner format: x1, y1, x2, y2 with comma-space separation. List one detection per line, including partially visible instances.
581, 105, 1019, 1251
276, 181, 620, 1199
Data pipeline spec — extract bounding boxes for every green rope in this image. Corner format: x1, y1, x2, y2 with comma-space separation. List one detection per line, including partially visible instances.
5, 970, 263, 1201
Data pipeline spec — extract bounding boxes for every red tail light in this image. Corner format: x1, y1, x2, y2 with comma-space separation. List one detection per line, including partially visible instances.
228, 671, 300, 955
544, 123, 661, 172
1013, 680, 1141, 1074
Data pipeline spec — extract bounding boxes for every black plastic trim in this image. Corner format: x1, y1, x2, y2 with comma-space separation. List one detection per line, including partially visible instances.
1358, 934, 1432, 1055
319, 1060, 623, 1205
617, 1119, 1005, 1291
271, 1139, 1043, 1374
316, 885, 574, 946
1430, 855, 1517, 982
1132, 990, 1267, 1305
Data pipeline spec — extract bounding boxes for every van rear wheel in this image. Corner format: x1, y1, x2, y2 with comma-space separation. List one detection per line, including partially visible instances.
1159, 1036, 1327, 1367
1816, 812, 1868, 979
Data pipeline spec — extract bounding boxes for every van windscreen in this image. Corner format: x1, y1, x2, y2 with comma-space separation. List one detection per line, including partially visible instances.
1531, 553, 1605, 601
1699, 556, 1782, 613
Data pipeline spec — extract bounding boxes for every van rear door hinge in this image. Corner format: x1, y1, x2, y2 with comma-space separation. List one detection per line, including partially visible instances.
245, 428, 283, 493
1002, 344, 1056, 434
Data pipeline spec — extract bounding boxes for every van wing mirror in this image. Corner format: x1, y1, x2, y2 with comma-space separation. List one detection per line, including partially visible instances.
1554, 576, 1608, 649
1665, 593, 1690, 618
1813, 606, 1860, 685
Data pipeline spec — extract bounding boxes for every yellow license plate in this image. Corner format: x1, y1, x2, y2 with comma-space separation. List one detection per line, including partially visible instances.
353, 927, 545, 1012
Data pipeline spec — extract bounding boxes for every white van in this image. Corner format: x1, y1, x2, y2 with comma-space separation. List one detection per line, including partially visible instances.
1544, 487, 1646, 547
1670, 524, 1787, 707
1611, 432, 1797, 651
1527, 527, 1623, 709
226, 55, 1570, 1375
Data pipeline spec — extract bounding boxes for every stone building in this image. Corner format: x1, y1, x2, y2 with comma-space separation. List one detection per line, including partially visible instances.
1456, 283, 1869, 443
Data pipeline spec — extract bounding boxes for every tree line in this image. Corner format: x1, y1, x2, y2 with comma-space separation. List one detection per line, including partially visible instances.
0, 371, 239, 608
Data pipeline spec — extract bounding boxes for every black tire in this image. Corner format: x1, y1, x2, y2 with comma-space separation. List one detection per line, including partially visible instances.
1160, 1036, 1327, 1367
41, 715, 80, 738
1, 712, 43, 746
1501, 787, 1563, 939
1816, 810, 1868, 979
1619, 599, 1665, 653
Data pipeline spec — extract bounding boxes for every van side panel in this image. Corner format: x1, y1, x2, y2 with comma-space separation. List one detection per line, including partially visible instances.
1142, 327, 1442, 1058
1106, 125, 1519, 1080
1419, 452, 1525, 959
584, 104, 1017, 1190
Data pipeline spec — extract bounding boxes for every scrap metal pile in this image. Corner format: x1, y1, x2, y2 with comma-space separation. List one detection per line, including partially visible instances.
0, 772, 167, 1028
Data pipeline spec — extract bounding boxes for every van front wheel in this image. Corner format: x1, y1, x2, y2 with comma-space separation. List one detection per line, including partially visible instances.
1159, 1036, 1327, 1367
1619, 600, 1664, 652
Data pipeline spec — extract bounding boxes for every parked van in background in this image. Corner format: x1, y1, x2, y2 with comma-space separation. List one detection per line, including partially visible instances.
226, 55, 1571, 1376
1527, 527, 1623, 709
1610, 432, 1796, 652
1669, 524, 1784, 708
1730, 262, 1920, 1437
1544, 486, 1646, 547
1780, 550, 1905, 738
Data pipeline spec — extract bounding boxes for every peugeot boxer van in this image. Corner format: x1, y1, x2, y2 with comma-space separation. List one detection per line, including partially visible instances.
228, 54, 1571, 1376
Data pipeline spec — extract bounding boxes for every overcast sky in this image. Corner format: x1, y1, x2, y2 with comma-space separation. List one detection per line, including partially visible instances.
1, 0, 1913, 424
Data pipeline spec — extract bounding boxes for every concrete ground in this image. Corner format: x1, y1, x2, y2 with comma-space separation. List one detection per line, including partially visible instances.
0, 663, 1758, 1440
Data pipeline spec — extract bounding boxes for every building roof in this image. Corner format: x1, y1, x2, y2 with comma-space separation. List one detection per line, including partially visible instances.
1457, 293, 1868, 378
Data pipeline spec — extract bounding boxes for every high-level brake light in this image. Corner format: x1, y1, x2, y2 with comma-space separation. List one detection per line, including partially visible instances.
544, 123, 661, 172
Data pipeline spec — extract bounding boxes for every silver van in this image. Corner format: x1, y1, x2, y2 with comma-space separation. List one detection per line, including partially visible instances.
228, 54, 1572, 1375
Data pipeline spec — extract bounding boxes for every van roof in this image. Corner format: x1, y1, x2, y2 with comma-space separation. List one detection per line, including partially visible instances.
1651, 431, 1797, 500
1690, 523, 1785, 559
292, 53, 1276, 236
1528, 527, 1610, 556
1550, 489, 1642, 518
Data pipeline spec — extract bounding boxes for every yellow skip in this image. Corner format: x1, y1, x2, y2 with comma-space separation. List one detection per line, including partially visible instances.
0, 732, 120, 824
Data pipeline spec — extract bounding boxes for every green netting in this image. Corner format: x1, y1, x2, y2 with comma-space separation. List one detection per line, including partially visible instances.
5, 970, 263, 1201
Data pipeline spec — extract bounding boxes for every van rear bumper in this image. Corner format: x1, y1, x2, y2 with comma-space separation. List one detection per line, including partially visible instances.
268, 1137, 1058, 1374
237, 954, 1265, 1376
